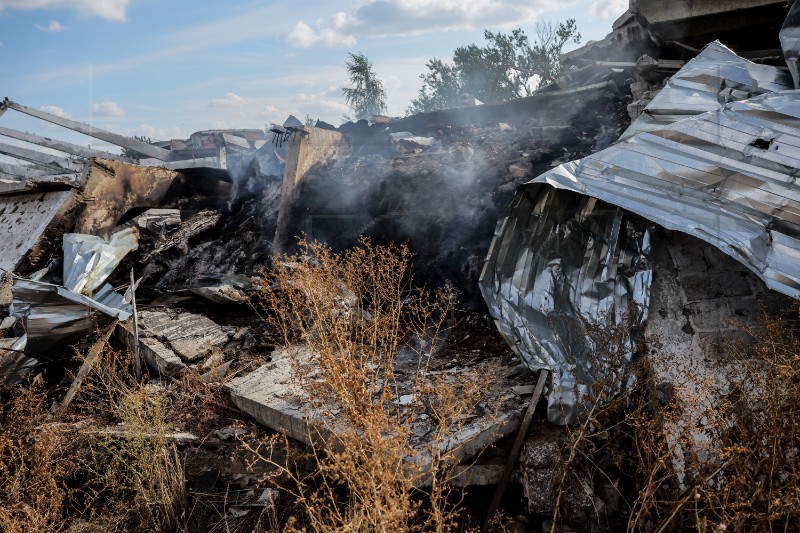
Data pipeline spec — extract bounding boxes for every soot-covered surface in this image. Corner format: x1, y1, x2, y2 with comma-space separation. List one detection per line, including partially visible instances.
276, 87, 630, 309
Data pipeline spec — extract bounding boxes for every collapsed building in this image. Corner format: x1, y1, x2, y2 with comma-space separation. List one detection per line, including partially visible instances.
2, 0, 800, 529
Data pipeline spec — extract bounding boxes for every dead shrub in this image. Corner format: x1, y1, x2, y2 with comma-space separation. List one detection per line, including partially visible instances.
249, 238, 496, 532
550, 307, 800, 531
0, 385, 81, 532
626, 309, 800, 531
63, 340, 189, 532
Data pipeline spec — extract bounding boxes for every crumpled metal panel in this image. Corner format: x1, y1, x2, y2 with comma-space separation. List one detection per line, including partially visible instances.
480, 187, 653, 424
10, 228, 137, 359
482, 44, 800, 423
620, 41, 793, 140
11, 280, 130, 353
0, 336, 35, 385
531, 91, 800, 299
63, 227, 138, 295
781, 0, 800, 89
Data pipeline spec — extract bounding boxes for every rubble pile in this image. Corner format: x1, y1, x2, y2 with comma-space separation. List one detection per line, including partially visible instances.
3, 0, 800, 530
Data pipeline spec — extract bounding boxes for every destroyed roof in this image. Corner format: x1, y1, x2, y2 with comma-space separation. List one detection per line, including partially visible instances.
481, 9, 800, 423
0, 99, 271, 177
619, 41, 794, 139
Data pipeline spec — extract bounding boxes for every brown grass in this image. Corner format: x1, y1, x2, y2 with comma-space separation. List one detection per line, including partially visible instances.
548, 307, 800, 532
248, 238, 497, 532
0, 385, 81, 532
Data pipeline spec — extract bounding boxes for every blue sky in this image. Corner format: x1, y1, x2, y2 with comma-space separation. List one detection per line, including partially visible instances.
0, 0, 627, 150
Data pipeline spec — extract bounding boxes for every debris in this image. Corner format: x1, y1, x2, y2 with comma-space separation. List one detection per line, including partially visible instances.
0, 336, 33, 386
115, 320, 187, 377
480, 189, 652, 424
6, 227, 136, 373
213, 426, 247, 441
131, 310, 229, 363
144, 209, 221, 259
75, 158, 181, 237
481, 38, 800, 424
52, 322, 117, 414
130, 269, 142, 382
228, 347, 528, 475
273, 126, 344, 253
483, 369, 549, 532
0, 190, 82, 275
131, 208, 181, 235
620, 41, 792, 140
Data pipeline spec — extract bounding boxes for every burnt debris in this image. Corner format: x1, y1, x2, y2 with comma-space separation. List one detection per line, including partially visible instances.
3, 1, 800, 531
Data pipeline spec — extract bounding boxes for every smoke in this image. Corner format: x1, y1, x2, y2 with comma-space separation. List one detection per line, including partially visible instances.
256, 87, 630, 308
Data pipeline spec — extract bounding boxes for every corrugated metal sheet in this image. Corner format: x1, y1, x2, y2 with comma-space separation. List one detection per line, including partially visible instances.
620, 41, 793, 140
781, 0, 800, 89
481, 41, 800, 424
10, 228, 137, 357
63, 227, 138, 295
530, 91, 800, 298
479, 188, 652, 424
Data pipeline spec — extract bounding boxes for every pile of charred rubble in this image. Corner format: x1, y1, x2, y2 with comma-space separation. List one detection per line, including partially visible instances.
3, 0, 800, 530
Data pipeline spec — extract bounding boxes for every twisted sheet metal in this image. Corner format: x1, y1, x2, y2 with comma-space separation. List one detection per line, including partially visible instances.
531, 91, 800, 299
480, 188, 652, 424
781, 0, 800, 89
620, 41, 793, 140
10, 228, 137, 356
63, 227, 139, 295
482, 43, 800, 423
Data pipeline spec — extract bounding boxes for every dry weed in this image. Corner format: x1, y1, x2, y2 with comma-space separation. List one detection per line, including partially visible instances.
248, 238, 496, 532
549, 307, 800, 531
0, 385, 82, 532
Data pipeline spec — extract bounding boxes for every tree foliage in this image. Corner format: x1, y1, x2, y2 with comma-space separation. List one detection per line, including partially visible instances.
342, 52, 387, 121
121, 135, 153, 163
408, 19, 580, 114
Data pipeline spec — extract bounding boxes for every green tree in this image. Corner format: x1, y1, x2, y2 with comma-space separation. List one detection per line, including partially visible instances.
342, 52, 387, 121
121, 135, 153, 162
408, 20, 580, 114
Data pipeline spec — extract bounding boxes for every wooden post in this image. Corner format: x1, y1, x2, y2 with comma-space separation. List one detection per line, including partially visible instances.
481, 368, 549, 532
131, 268, 142, 382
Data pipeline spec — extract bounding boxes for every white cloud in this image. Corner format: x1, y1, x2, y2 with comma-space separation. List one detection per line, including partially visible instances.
127, 124, 183, 141
297, 0, 578, 42
36, 20, 64, 32
39, 104, 70, 118
0, 41, 5, 47
0, 0, 129, 21
208, 92, 248, 108
589, 0, 627, 20
90, 101, 125, 117
287, 20, 356, 48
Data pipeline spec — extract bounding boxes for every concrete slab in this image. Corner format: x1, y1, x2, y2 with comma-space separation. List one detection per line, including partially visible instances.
75, 158, 179, 238
137, 309, 230, 363
115, 321, 187, 377
0, 190, 82, 275
228, 347, 528, 469
272, 126, 343, 253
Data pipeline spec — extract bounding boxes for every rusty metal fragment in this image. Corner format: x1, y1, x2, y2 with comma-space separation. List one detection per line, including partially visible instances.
75, 158, 180, 237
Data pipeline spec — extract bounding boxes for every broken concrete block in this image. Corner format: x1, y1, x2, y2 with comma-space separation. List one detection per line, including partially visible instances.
0, 190, 82, 275
137, 309, 229, 363
521, 421, 594, 524
115, 321, 187, 377
228, 347, 528, 470
228, 350, 308, 444
272, 126, 343, 253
